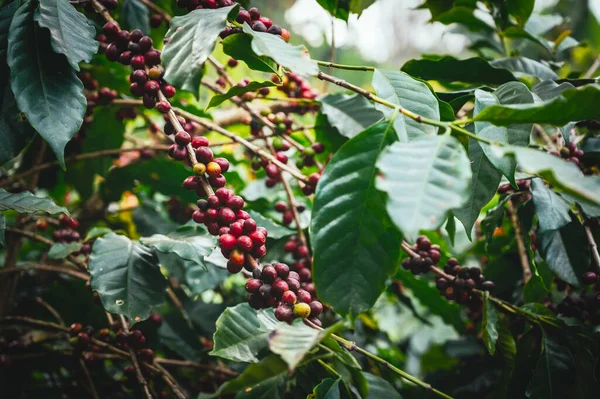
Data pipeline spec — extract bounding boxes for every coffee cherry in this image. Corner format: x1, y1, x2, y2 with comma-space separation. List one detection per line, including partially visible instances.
195, 147, 214, 163
248, 231, 266, 246
131, 55, 145, 69
214, 157, 230, 173
191, 163, 205, 176
261, 265, 277, 283
299, 268, 311, 282
251, 245, 267, 258
267, 25, 282, 35
293, 302, 311, 319
297, 289, 312, 303
251, 20, 267, 32
309, 301, 323, 317
258, 16, 272, 28
206, 162, 222, 176
481, 281, 495, 291
286, 277, 301, 292
237, 210, 251, 220
248, 293, 265, 309
175, 131, 191, 146
281, 290, 296, 305
583, 272, 598, 285
191, 136, 209, 148
227, 260, 244, 273
102, 22, 119, 40
275, 305, 293, 322
156, 100, 171, 114
162, 84, 176, 98
230, 249, 245, 265
144, 49, 161, 66
281, 28, 291, 42
272, 279, 289, 298
218, 207, 236, 225
229, 222, 243, 237
236, 235, 253, 252
226, 195, 244, 211
236, 10, 251, 24
245, 279, 263, 293
243, 219, 257, 233
70, 323, 83, 335
249, 7, 260, 20
219, 234, 237, 251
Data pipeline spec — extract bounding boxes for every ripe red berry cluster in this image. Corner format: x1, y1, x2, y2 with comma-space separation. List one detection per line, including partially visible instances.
549, 141, 585, 168
401, 236, 442, 274
497, 178, 532, 204
274, 201, 305, 226
100, 24, 175, 109
245, 263, 323, 325
39, 215, 92, 257
216, 5, 291, 42
273, 72, 318, 100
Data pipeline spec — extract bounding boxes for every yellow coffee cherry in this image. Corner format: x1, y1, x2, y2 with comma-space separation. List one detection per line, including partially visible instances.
193, 163, 206, 176
293, 303, 311, 319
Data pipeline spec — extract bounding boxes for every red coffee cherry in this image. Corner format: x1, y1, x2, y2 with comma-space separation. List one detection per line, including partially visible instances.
191, 136, 209, 148
245, 279, 263, 293
297, 289, 312, 303
261, 266, 277, 283
162, 84, 176, 98
206, 162, 222, 176
249, 231, 266, 246
229, 222, 243, 237
131, 55, 146, 69
219, 234, 237, 251
237, 235, 253, 252
218, 207, 236, 225
214, 157, 230, 173
271, 279, 289, 298
175, 131, 191, 146
226, 195, 245, 211
281, 290, 296, 305
156, 101, 171, 113
275, 305, 293, 322
229, 249, 245, 265
309, 301, 323, 317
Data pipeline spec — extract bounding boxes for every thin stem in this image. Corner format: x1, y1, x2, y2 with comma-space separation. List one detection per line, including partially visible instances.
5, 228, 88, 271
90, 0, 118, 27
315, 60, 375, 71
0, 263, 89, 280
119, 315, 153, 399
583, 222, 600, 272
0, 145, 169, 188
305, 319, 452, 399
136, 0, 171, 22
166, 287, 195, 331
154, 358, 238, 377
583, 54, 600, 79
153, 362, 188, 399
449, 124, 496, 145
79, 358, 101, 399
507, 200, 532, 283
35, 297, 65, 325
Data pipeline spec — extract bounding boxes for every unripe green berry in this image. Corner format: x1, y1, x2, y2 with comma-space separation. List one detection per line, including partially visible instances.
303, 147, 315, 157
293, 302, 311, 319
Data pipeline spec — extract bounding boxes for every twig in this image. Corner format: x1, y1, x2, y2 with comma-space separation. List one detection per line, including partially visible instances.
90, 0, 118, 26
315, 60, 375, 72
5, 228, 88, 271
507, 200, 532, 283
0, 263, 89, 280
0, 145, 170, 188
79, 358, 101, 399
35, 297, 65, 325
166, 287, 194, 331
153, 362, 188, 399
119, 315, 153, 399
303, 319, 453, 399
583, 54, 600, 79
155, 358, 238, 377
583, 223, 600, 272
136, 0, 171, 22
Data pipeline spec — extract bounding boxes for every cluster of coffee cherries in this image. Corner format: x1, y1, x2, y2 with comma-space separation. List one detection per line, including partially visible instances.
245, 262, 322, 325
274, 200, 304, 226
100, 24, 175, 109
177, 134, 231, 193
273, 72, 318, 100
218, 5, 290, 42
36, 215, 92, 257
549, 140, 585, 168
282, 236, 313, 277
401, 236, 442, 274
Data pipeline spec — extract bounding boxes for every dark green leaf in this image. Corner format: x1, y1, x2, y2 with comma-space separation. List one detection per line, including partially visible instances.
84, 227, 112, 241
7, 0, 86, 168
401, 55, 516, 85
490, 57, 557, 80
241, 23, 318, 76
435, 7, 495, 32
506, 0, 534, 25
372, 69, 440, 141
377, 134, 472, 239
210, 303, 278, 363
530, 178, 572, 233
222, 33, 279, 75
311, 121, 402, 317
121, 0, 150, 34
395, 268, 464, 332
35, 0, 98, 71
526, 330, 575, 399
246, 210, 294, 240
316, 0, 375, 21
538, 220, 589, 286
454, 137, 502, 238
89, 233, 166, 322
480, 195, 509, 245
48, 242, 82, 259
523, 266, 549, 303
207, 80, 276, 109
474, 84, 600, 126
481, 293, 499, 355
268, 321, 325, 371
140, 225, 215, 268
216, 355, 287, 398
319, 93, 383, 139
184, 254, 229, 295
312, 378, 341, 399
0, 188, 68, 214
162, 6, 237, 97
532, 80, 574, 101
157, 313, 203, 360
363, 372, 401, 399
525, 14, 563, 36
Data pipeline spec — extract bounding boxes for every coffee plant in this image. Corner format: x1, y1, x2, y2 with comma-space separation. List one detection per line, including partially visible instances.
0, 0, 599, 397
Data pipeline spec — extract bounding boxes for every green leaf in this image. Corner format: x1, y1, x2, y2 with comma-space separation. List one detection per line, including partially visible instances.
242, 23, 318, 77
319, 93, 383, 139
140, 225, 215, 268
216, 355, 287, 398
268, 321, 325, 371
0, 213, 5, 247
506, 0, 534, 25
435, 6, 494, 32
184, 254, 229, 295
526, 330, 575, 399
530, 178, 572, 233
89, 233, 166, 322
121, 0, 150, 34
454, 137, 502, 238
7, 0, 86, 168
481, 293, 499, 355
311, 121, 402, 317
48, 242, 82, 259
376, 134, 472, 239
316, 0, 375, 21
210, 303, 279, 363
401, 55, 516, 85
532, 80, 575, 102
363, 372, 401, 399
162, 6, 237, 97
222, 33, 279, 75
84, 227, 112, 241
490, 57, 557, 80
395, 268, 464, 332
312, 378, 342, 399
35, 0, 98, 71
538, 220, 589, 286
246, 210, 294, 240
474, 84, 600, 126
487, 146, 600, 206
372, 69, 440, 141
157, 313, 203, 360
207, 80, 276, 109
0, 188, 68, 214
475, 82, 534, 185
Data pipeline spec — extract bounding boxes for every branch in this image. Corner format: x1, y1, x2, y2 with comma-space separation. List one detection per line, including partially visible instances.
154, 358, 238, 377
0, 145, 169, 188
119, 315, 153, 399
136, 0, 171, 22
35, 297, 65, 325
152, 362, 188, 399
0, 263, 89, 280
507, 200, 532, 283
79, 358, 101, 399
583, 222, 600, 272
